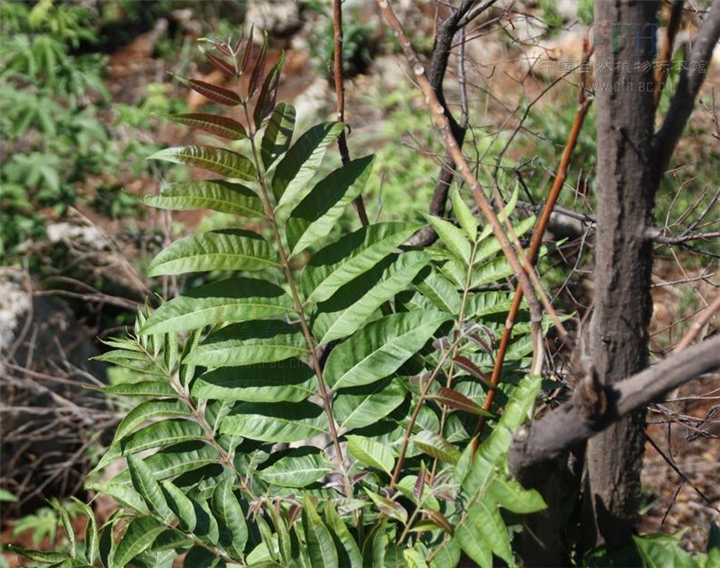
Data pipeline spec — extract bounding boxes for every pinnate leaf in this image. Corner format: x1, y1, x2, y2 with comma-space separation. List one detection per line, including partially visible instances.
142, 180, 263, 217
325, 311, 450, 389
221, 401, 328, 442
165, 113, 247, 140
140, 277, 293, 335
148, 229, 279, 277
346, 435, 394, 475
148, 145, 257, 181
261, 102, 296, 168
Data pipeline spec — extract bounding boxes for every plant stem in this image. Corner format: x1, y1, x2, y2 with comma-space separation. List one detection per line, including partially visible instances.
242, 103, 352, 498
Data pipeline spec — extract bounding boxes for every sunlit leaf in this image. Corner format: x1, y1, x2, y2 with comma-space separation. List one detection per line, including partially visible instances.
142, 180, 263, 217
303, 495, 340, 568
262, 102, 296, 168
148, 145, 257, 181
185, 320, 307, 367
346, 435, 394, 475
257, 448, 332, 488
148, 229, 279, 276
221, 401, 328, 442
140, 278, 293, 335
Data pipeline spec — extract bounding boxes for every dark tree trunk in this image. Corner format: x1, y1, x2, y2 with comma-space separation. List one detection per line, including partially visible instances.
585, 0, 660, 551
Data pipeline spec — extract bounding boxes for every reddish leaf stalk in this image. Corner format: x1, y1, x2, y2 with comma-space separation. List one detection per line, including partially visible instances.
655, 0, 684, 106
334, 0, 369, 227
473, 43, 595, 444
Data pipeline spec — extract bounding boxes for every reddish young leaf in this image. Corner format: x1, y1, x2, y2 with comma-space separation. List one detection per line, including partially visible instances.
166, 113, 248, 140
431, 386, 494, 417
253, 52, 284, 129
248, 35, 268, 98
453, 355, 495, 390
204, 50, 236, 77
172, 74, 242, 106
414, 464, 426, 502
423, 510, 453, 534
240, 27, 255, 76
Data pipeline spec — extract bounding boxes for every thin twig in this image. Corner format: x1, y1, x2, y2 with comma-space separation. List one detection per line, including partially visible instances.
673, 294, 720, 353
333, 0, 369, 227
376, 0, 543, 350
474, 39, 595, 442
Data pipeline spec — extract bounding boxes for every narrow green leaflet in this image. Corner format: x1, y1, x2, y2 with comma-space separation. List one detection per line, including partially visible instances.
97, 381, 176, 398
364, 490, 408, 525
121, 442, 219, 482
487, 476, 546, 514
303, 222, 422, 304
459, 500, 513, 565
465, 291, 517, 319
423, 213, 471, 265
70, 498, 98, 563
127, 455, 173, 522
411, 431, 461, 465
313, 251, 433, 344
303, 495, 340, 568
325, 311, 451, 389
148, 229, 279, 277
161, 481, 196, 533
474, 215, 535, 265
324, 503, 364, 568
183, 546, 221, 568
148, 145, 257, 181
142, 180, 263, 218
478, 183, 520, 241
193, 359, 314, 403
165, 113, 247, 140
450, 187, 478, 241
96, 420, 206, 471
112, 516, 165, 568
85, 481, 148, 513
114, 399, 191, 442
287, 155, 374, 256
185, 320, 307, 367
414, 270, 461, 314
334, 380, 406, 430
211, 478, 248, 559
257, 448, 332, 487
454, 517, 493, 568
261, 102, 296, 169
272, 121, 344, 209
140, 278, 293, 335
346, 435, 394, 475
221, 401, 328, 442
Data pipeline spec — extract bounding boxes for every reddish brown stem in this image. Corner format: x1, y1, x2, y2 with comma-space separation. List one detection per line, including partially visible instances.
655, 0, 684, 106
333, 0, 369, 226
473, 44, 595, 444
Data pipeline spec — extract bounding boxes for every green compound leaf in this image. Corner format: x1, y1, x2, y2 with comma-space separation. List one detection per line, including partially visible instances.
272, 122, 344, 210
193, 359, 315, 403
148, 229, 279, 277
185, 320, 307, 367
411, 431, 461, 465
112, 516, 165, 568
325, 311, 450, 389
346, 435, 394, 475
313, 251, 433, 344
303, 222, 422, 305
142, 180, 263, 218
287, 155, 374, 256
140, 277, 293, 335
262, 102, 296, 169
303, 494, 340, 568
115, 399, 191, 443
220, 401, 328, 442
334, 380, 406, 430
257, 448, 332, 488
148, 145, 257, 181
165, 113, 248, 140
127, 455, 173, 522
211, 478, 248, 559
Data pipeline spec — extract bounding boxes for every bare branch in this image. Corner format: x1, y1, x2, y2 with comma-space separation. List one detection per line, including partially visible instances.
653, 0, 720, 177
508, 334, 720, 485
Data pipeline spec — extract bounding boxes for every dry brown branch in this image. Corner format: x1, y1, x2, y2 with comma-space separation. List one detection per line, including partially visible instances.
508, 334, 720, 485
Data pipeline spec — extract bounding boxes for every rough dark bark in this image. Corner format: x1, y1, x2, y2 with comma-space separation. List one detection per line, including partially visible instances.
586, 0, 660, 551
